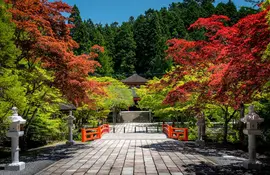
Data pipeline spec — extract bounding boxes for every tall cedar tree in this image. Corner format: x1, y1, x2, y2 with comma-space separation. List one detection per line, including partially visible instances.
69, 5, 92, 55
114, 22, 137, 74
5, 0, 104, 107
134, 9, 170, 76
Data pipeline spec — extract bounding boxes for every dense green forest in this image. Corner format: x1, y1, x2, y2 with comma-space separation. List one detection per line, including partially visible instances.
69, 0, 258, 78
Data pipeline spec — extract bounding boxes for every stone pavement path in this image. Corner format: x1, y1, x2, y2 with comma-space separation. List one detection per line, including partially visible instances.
102, 133, 167, 140
37, 137, 211, 175
2, 123, 270, 175
109, 123, 162, 133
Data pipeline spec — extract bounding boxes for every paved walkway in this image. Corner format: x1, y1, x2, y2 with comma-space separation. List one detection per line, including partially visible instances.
102, 133, 167, 140
37, 132, 211, 175
2, 123, 269, 175
109, 123, 162, 133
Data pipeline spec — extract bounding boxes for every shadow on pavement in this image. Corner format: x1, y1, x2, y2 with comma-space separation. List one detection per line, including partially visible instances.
0, 143, 92, 175
183, 162, 270, 175
138, 140, 270, 174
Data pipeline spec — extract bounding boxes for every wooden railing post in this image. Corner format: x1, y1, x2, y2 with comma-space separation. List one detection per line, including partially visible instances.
183, 128, 188, 141
169, 125, 172, 138
81, 124, 110, 142
81, 128, 86, 142
98, 126, 101, 139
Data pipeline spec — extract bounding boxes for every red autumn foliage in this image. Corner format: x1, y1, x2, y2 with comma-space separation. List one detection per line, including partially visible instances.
5, 0, 105, 107
163, 9, 270, 109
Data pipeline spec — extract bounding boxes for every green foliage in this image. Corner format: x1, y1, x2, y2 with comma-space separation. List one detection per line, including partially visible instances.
95, 51, 114, 76
215, 1, 238, 23
251, 88, 270, 150
26, 112, 65, 147
69, 5, 91, 55
0, 4, 19, 67
95, 77, 134, 110
0, 70, 27, 115
0, 3, 27, 144
137, 76, 198, 121
0, 2, 68, 149
114, 22, 136, 74
74, 77, 133, 127
134, 10, 171, 76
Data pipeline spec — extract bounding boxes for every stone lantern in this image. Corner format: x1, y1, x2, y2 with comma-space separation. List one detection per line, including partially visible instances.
66, 111, 75, 145
59, 103, 76, 146
5, 107, 26, 171
241, 105, 264, 169
196, 112, 205, 146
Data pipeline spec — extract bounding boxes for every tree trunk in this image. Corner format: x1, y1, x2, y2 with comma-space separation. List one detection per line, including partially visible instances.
21, 107, 38, 150
223, 120, 228, 143
239, 103, 245, 145
202, 112, 206, 140
223, 107, 229, 144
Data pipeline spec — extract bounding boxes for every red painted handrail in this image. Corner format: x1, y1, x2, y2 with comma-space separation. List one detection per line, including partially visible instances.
162, 123, 188, 141
100, 124, 110, 136
81, 124, 110, 142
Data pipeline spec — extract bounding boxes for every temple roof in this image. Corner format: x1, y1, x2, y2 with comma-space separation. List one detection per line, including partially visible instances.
59, 103, 77, 111
122, 73, 148, 83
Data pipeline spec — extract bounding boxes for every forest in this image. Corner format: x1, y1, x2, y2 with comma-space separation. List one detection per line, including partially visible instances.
0, 0, 269, 155
69, 0, 258, 78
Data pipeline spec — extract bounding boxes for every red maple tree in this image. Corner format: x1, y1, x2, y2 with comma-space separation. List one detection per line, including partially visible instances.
157, 9, 270, 142
5, 0, 104, 107
164, 11, 270, 108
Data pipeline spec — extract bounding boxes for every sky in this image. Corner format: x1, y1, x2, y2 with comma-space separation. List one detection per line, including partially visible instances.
62, 0, 252, 25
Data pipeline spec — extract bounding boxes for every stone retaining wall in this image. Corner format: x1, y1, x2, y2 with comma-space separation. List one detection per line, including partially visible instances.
119, 111, 151, 123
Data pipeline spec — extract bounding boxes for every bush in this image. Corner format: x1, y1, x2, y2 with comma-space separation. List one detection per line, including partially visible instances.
25, 113, 66, 148
73, 129, 82, 141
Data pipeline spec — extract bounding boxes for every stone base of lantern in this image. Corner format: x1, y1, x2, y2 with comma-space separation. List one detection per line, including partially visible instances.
195, 140, 205, 147
66, 140, 75, 146
243, 160, 262, 170
5, 162, 25, 171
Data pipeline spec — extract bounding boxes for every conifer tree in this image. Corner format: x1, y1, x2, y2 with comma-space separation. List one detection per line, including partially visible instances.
114, 22, 136, 74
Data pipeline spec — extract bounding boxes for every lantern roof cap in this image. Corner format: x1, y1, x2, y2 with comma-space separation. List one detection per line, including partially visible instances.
60, 103, 77, 111
241, 105, 264, 123
9, 107, 26, 124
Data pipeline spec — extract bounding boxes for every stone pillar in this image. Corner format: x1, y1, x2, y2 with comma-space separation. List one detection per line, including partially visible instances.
149, 110, 152, 123
113, 108, 116, 125
196, 112, 205, 146
5, 107, 26, 171
66, 110, 75, 145
241, 105, 264, 169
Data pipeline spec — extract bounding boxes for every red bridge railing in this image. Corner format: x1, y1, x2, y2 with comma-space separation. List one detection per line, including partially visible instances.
81, 124, 110, 142
162, 122, 188, 141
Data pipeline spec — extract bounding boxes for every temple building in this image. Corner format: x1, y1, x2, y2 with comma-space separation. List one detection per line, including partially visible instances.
121, 73, 148, 88
121, 73, 148, 110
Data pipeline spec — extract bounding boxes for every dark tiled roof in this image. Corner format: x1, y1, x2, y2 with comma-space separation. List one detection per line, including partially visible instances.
59, 103, 76, 111
122, 73, 148, 83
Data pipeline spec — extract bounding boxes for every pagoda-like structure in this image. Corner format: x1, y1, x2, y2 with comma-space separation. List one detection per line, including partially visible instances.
121, 73, 148, 88
122, 73, 148, 110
